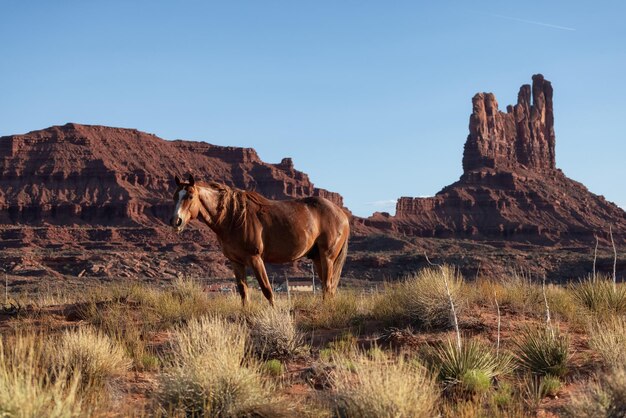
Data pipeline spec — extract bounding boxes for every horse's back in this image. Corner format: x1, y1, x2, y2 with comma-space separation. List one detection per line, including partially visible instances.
257, 196, 348, 262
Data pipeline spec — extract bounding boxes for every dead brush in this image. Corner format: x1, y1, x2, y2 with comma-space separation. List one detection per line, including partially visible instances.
564, 366, 626, 417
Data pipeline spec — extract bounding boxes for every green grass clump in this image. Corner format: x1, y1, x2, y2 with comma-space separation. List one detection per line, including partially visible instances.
430, 339, 512, 397
262, 359, 284, 377
514, 326, 570, 378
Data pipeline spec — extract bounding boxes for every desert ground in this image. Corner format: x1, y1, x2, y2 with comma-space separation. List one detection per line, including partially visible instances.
2, 267, 625, 417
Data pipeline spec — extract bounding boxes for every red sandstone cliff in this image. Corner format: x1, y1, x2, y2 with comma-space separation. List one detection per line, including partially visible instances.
375, 74, 626, 244
0, 123, 342, 226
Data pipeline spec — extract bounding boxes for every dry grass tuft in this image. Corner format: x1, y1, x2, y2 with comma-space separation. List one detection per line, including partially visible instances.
329, 350, 438, 418
158, 316, 289, 417
0, 334, 85, 417
57, 326, 132, 387
374, 266, 464, 329
589, 315, 626, 367
247, 306, 305, 360
295, 291, 363, 330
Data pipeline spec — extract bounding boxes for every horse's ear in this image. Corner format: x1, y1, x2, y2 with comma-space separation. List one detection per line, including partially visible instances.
188, 174, 195, 186
175, 175, 181, 186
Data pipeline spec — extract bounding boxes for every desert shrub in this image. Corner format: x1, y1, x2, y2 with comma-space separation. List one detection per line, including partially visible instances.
564, 366, 626, 417
374, 266, 464, 329
57, 326, 131, 387
158, 316, 288, 417
514, 326, 570, 377
430, 338, 512, 397
589, 315, 626, 367
329, 350, 438, 418
247, 306, 304, 360
0, 334, 84, 418
569, 278, 626, 317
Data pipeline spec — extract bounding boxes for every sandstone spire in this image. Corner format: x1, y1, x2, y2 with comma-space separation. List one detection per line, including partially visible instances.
462, 74, 556, 173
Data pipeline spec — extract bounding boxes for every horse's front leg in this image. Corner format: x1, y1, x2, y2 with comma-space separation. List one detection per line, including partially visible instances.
249, 256, 275, 307
232, 262, 249, 306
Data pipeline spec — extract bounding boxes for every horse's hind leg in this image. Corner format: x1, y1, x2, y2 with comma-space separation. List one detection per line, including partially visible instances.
312, 256, 326, 294
232, 262, 249, 306
250, 256, 275, 306
319, 256, 335, 299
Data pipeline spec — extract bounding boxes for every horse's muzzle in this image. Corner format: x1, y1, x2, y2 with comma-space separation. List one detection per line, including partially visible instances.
170, 217, 183, 227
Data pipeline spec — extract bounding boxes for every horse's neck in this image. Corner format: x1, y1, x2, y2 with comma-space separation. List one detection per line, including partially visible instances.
196, 185, 222, 230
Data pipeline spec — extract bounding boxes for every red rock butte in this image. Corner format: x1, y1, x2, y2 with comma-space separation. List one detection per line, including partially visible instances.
365, 74, 626, 245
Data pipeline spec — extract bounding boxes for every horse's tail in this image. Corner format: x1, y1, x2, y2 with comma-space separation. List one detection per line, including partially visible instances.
331, 237, 348, 293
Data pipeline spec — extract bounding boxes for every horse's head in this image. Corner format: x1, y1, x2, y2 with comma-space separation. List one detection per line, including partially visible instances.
170, 174, 200, 233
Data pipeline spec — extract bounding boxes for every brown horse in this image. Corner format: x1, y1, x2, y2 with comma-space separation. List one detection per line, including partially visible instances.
170, 175, 349, 306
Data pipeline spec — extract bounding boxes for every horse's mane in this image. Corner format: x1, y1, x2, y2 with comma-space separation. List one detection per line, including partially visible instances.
201, 181, 270, 230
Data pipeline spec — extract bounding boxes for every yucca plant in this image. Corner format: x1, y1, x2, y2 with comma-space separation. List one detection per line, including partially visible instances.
514, 326, 570, 377
569, 277, 626, 316
430, 338, 513, 397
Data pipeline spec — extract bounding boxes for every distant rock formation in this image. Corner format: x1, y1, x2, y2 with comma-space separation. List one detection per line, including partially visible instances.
376, 74, 626, 244
463, 74, 555, 173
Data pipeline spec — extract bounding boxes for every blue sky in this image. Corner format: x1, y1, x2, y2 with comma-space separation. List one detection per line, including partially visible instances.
1, 1, 625, 216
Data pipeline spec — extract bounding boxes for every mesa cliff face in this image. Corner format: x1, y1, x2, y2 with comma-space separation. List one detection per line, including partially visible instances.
387, 75, 626, 244
0, 123, 342, 226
